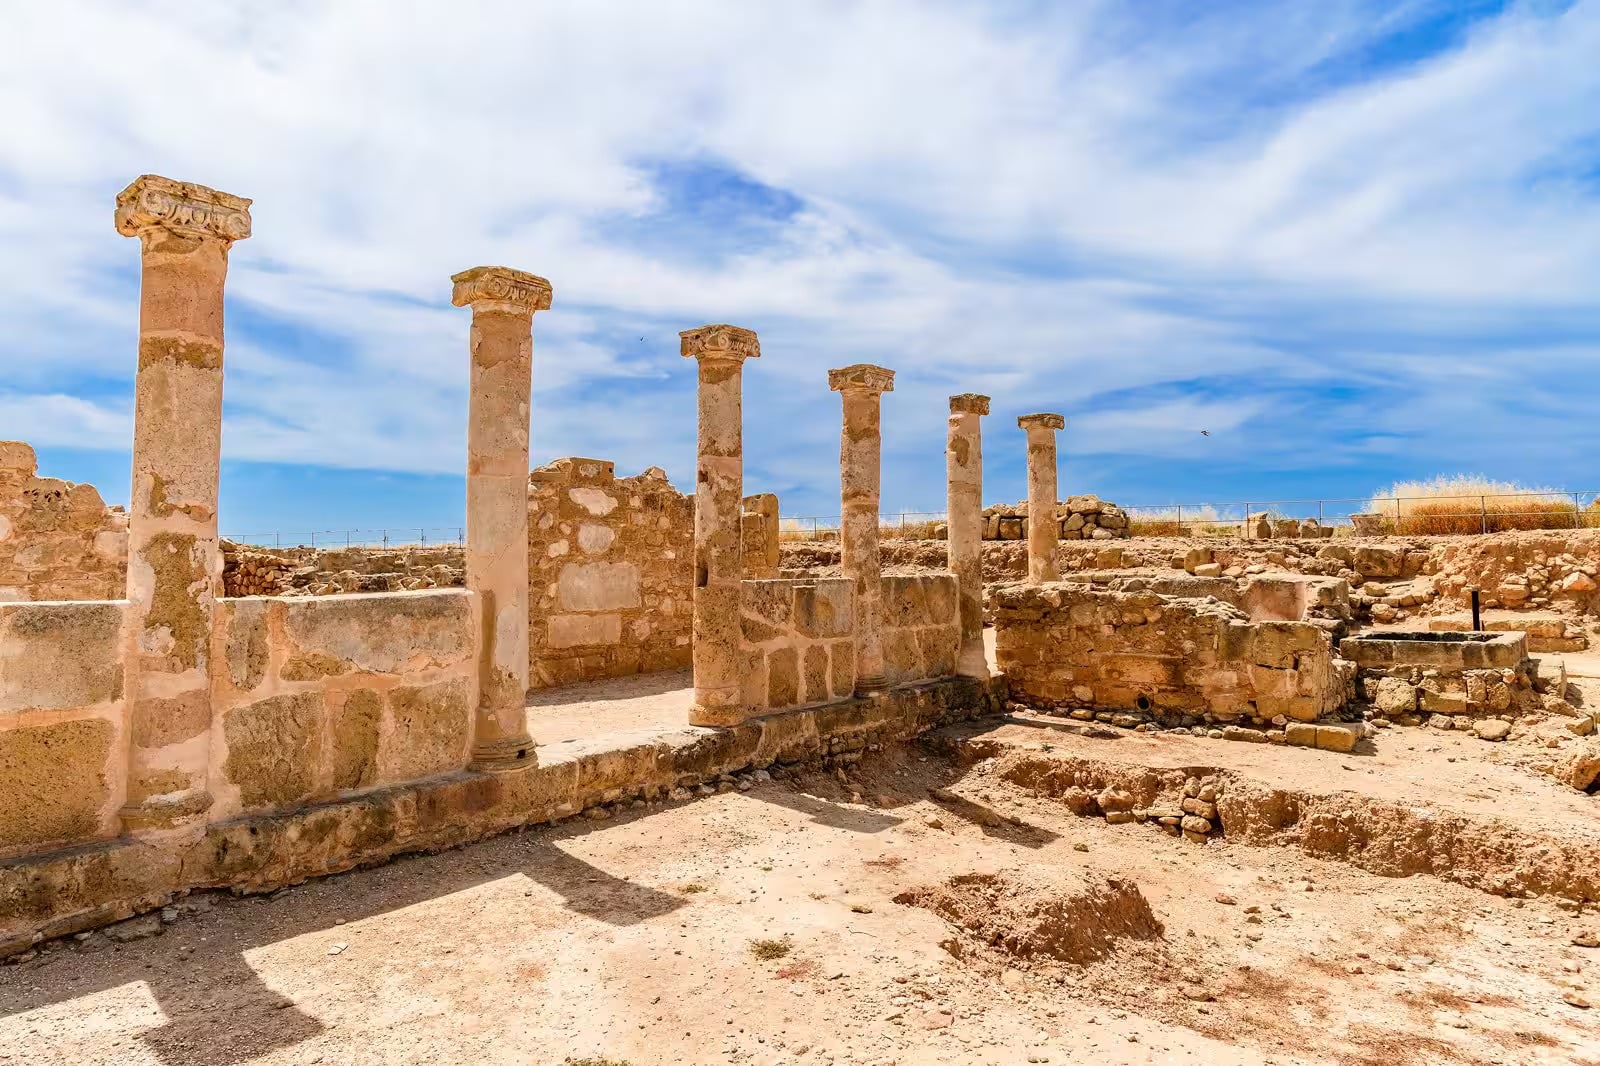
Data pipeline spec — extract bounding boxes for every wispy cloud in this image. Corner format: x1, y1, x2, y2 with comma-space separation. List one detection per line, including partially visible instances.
1, 0, 1597, 525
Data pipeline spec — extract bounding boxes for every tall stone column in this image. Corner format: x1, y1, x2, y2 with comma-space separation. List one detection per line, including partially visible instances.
947, 394, 990, 678
115, 175, 251, 833
681, 324, 761, 726
830, 364, 895, 696
452, 266, 552, 770
1018, 413, 1065, 584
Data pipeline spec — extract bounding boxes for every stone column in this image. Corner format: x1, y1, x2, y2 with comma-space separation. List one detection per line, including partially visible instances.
681, 324, 761, 726
115, 175, 251, 833
452, 266, 552, 770
830, 364, 895, 696
947, 394, 990, 678
1018, 413, 1065, 584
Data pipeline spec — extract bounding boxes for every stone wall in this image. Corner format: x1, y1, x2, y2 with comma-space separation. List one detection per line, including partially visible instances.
222, 543, 465, 598
992, 584, 1349, 729
981, 495, 1129, 541
527, 458, 693, 689
0, 442, 127, 602
740, 578, 857, 711
881, 574, 960, 685
0, 601, 128, 856
738, 573, 960, 712
208, 590, 476, 822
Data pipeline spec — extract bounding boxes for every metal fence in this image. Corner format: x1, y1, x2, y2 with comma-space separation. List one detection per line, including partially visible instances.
221, 528, 465, 550
781, 491, 1600, 540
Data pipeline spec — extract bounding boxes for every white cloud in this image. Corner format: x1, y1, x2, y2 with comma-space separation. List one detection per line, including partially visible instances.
1, 0, 1597, 517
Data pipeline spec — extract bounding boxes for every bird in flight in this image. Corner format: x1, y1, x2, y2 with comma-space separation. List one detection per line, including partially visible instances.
1200, 430, 1210, 436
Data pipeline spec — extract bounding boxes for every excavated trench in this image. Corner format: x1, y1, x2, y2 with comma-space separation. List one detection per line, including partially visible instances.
931, 737, 1600, 904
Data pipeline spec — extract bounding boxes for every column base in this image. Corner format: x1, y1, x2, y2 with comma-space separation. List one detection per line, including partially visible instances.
471, 734, 537, 772
853, 674, 890, 697
120, 790, 214, 835
688, 703, 751, 728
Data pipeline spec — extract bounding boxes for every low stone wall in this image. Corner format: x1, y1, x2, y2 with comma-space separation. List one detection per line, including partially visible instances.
0, 601, 128, 857
992, 584, 1349, 728
0, 442, 127, 602
882, 574, 960, 685
209, 591, 477, 822
527, 458, 692, 689
981, 495, 1129, 541
0, 675, 1000, 957
740, 578, 856, 711
221, 543, 465, 598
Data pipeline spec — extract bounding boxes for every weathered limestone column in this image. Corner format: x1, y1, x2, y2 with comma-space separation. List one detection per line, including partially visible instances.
452, 266, 552, 770
947, 394, 990, 678
1018, 413, 1065, 584
115, 175, 251, 832
681, 324, 761, 725
830, 364, 895, 696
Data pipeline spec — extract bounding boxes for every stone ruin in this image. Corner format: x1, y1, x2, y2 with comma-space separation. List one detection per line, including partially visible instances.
0, 442, 127, 602
981, 494, 1131, 542
2, 171, 1598, 965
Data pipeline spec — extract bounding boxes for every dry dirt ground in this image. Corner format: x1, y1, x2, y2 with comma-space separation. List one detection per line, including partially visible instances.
3, 732, 1598, 1066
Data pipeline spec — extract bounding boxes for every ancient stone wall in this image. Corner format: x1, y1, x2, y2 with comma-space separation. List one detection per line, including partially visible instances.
0, 442, 127, 602
981, 495, 1129, 541
992, 584, 1349, 730
221, 542, 464, 597
208, 590, 476, 822
527, 458, 693, 688
0, 601, 128, 856
881, 574, 960, 685
740, 578, 857, 710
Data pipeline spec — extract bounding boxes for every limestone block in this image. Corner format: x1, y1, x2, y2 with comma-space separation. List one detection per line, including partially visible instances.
382, 679, 472, 782
548, 613, 623, 648
1284, 722, 1317, 748
568, 487, 618, 516
557, 561, 641, 611
1314, 723, 1360, 753
0, 718, 115, 852
0, 602, 125, 712
281, 591, 473, 676
1370, 676, 1418, 716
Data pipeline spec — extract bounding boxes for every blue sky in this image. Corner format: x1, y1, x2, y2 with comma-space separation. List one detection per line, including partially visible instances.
2, 0, 1598, 536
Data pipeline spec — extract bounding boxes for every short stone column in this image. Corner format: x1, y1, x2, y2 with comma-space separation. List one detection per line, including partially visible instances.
452, 266, 552, 770
1018, 413, 1065, 584
114, 175, 251, 832
681, 324, 761, 725
830, 364, 896, 695
947, 394, 990, 678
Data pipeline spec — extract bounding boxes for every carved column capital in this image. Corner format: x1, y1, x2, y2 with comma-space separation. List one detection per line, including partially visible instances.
828, 364, 895, 394
1017, 412, 1065, 431
451, 266, 553, 315
115, 175, 252, 244
680, 323, 761, 363
950, 393, 991, 416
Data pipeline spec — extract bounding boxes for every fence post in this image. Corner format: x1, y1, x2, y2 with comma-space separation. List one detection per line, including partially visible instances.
420, 528, 426, 547
274, 532, 280, 549
1393, 497, 1401, 536
382, 530, 389, 550
1574, 493, 1583, 529
1479, 496, 1487, 535
1244, 502, 1251, 540
1317, 500, 1323, 529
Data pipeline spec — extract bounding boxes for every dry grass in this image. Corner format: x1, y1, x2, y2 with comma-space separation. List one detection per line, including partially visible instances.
881, 519, 945, 540
749, 936, 793, 960
1127, 518, 1188, 537
1366, 475, 1589, 535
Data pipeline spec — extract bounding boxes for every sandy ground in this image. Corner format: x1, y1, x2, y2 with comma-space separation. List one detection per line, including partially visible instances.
3, 742, 1597, 1066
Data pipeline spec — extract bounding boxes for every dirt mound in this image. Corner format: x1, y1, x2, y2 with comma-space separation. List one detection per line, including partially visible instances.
893, 869, 1163, 965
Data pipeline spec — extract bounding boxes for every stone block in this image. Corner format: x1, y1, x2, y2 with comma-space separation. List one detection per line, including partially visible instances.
767, 646, 800, 709
557, 561, 641, 611
547, 613, 622, 648
0, 717, 114, 851
1284, 722, 1318, 748
1314, 723, 1360, 753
